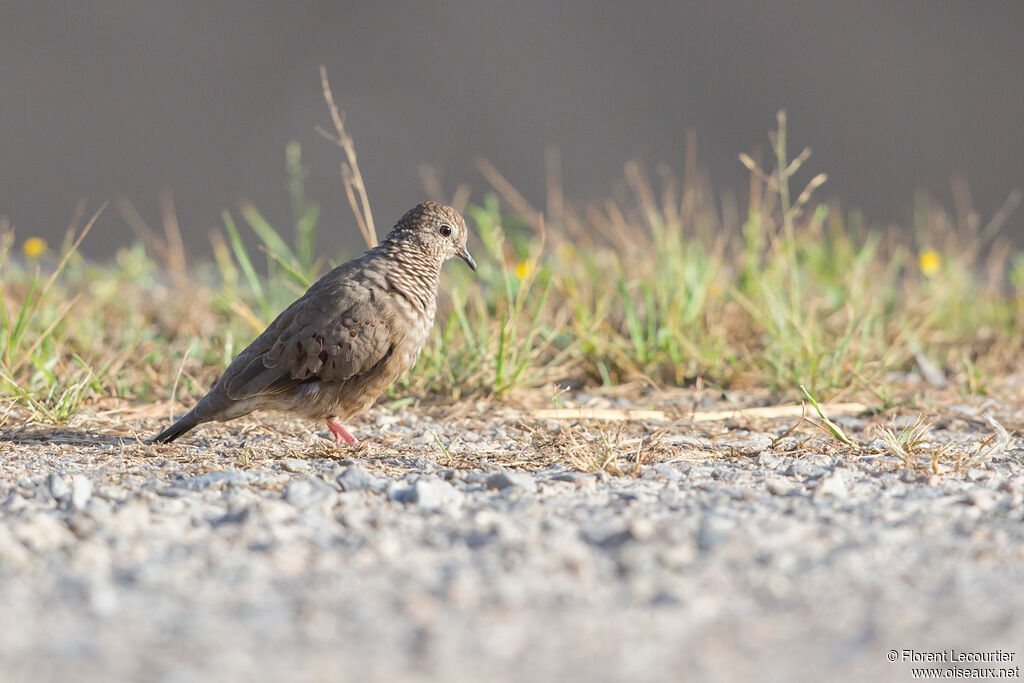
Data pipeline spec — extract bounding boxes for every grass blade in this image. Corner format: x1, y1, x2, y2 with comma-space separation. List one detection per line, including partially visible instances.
800, 384, 855, 446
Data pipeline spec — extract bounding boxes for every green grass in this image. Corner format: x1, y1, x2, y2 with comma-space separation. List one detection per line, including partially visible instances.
1, 111, 1022, 421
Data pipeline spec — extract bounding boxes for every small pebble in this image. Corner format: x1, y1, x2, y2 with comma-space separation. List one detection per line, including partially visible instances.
405, 477, 461, 510
963, 490, 998, 511
337, 466, 378, 492
47, 473, 70, 501
178, 471, 248, 491
653, 464, 682, 481
484, 471, 536, 492
785, 462, 827, 480
766, 478, 797, 497
70, 476, 92, 510
814, 470, 851, 499
550, 472, 597, 490
696, 515, 731, 552
283, 478, 336, 509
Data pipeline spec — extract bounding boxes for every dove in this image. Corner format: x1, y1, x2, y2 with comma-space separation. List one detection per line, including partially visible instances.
151, 201, 475, 445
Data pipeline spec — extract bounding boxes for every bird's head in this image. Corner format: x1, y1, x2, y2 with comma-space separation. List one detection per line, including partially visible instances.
388, 201, 476, 272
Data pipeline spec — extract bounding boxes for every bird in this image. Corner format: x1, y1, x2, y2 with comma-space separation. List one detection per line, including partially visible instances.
151, 201, 476, 446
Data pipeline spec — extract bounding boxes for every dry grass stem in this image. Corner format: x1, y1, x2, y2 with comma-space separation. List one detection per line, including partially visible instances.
316, 65, 376, 247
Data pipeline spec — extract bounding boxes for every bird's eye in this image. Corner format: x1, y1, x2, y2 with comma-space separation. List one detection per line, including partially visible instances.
439, 225, 452, 238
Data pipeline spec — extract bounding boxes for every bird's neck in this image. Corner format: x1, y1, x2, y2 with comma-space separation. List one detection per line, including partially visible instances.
376, 239, 443, 314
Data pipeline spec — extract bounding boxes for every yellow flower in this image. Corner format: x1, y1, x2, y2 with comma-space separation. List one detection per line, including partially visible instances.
22, 237, 46, 259
919, 249, 941, 276
514, 260, 535, 280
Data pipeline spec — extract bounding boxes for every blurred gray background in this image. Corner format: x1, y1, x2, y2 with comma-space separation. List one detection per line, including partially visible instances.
2, 1, 1023, 255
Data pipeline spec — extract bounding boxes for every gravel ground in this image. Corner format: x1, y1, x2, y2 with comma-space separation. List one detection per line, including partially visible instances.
2, 391, 1024, 682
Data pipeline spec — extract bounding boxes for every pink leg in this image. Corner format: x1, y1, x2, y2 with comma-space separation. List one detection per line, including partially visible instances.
326, 418, 358, 446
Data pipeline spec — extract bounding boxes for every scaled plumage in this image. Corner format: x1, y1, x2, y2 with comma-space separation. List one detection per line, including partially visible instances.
151, 201, 475, 445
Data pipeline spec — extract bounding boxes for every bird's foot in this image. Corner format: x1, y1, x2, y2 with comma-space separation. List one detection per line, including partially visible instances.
326, 418, 358, 446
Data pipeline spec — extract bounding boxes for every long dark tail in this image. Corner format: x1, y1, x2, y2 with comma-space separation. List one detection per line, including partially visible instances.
150, 411, 202, 444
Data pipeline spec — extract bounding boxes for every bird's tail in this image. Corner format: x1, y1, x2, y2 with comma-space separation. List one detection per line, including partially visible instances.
150, 411, 201, 444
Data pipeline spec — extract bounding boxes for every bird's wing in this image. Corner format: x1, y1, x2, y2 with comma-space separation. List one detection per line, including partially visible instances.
223, 291, 394, 401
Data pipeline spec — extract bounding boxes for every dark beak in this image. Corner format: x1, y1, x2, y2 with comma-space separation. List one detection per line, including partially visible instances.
457, 245, 477, 272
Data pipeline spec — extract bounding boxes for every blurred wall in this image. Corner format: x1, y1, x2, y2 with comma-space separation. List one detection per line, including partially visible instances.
1, 1, 1023, 255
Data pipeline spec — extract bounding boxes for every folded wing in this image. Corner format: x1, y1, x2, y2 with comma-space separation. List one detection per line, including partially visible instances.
224, 297, 393, 400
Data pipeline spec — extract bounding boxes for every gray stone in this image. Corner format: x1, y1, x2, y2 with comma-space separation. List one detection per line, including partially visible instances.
14, 513, 72, 552
95, 485, 128, 503
814, 469, 851, 499
653, 464, 682, 480
463, 471, 491, 485
3, 491, 28, 513
696, 515, 731, 551
373, 413, 402, 427
47, 473, 70, 501
963, 489, 998, 511
67, 511, 97, 538
405, 476, 461, 510
0, 524, 30, 567
484, 470, 537, 492
280, 459, 308, 473
766, 478, 797, 496
549, 472, 598, 490
85, 497, 113, 521
70, 476, 92, 510
178, 471, 249, 491
336, 465, 378, 492
387, 481, 410, 502
155, 487, 191, 498
785, 462, 828, 479
628, 518, 656, 541
283, 478, 337, 509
